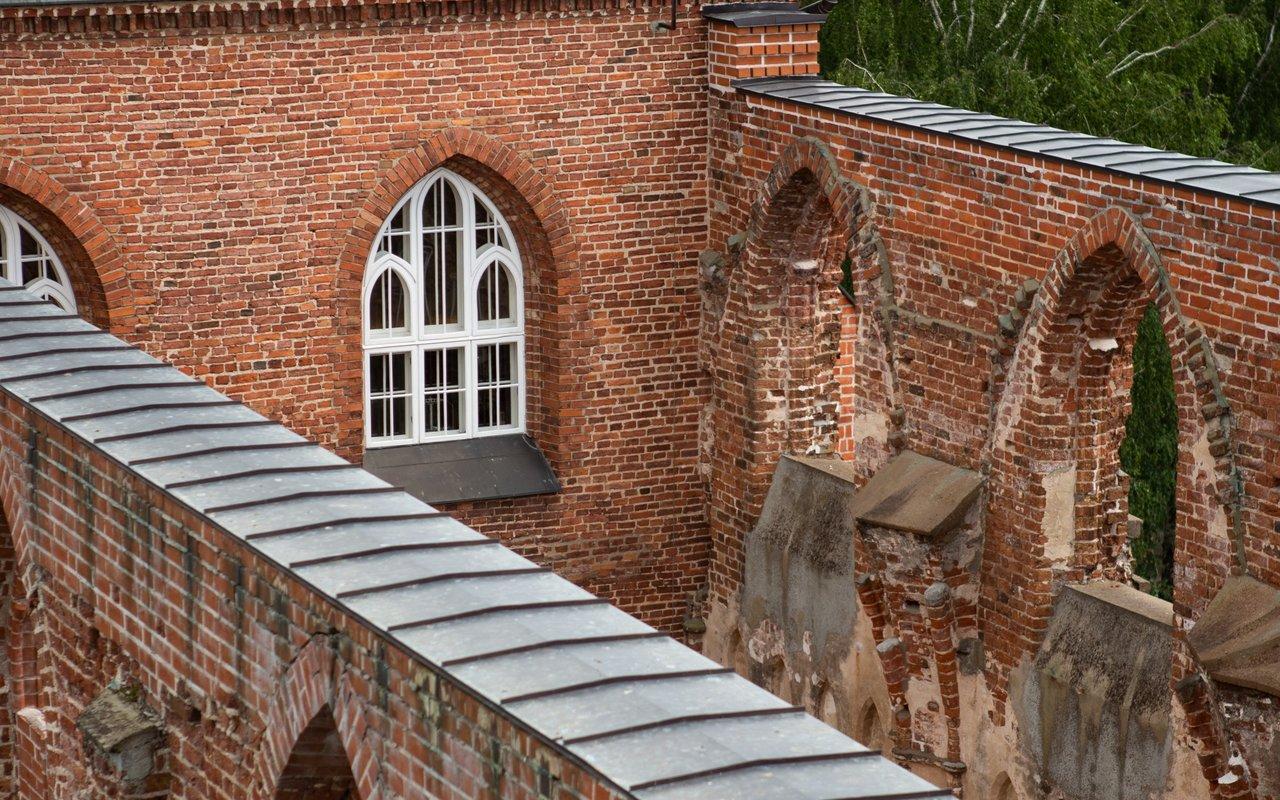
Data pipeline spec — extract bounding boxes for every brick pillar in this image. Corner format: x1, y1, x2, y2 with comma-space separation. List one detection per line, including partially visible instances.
875, 637, 913, 751
14, 707, 49, 799
1176, 674, 1258, 800
923, 582, 962, 765
705, 3, 824, 90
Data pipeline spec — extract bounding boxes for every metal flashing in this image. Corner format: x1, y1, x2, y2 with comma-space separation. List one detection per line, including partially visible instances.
701, 2, 826, 27
735, 75, 1280, 210
0, 283, 951, 800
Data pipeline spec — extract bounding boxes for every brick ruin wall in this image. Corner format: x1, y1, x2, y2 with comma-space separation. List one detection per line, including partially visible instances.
700, 30, 1280, 800
1, 4, 1280, 798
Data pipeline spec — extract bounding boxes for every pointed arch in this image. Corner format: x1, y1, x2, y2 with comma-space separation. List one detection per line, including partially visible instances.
334, 128, 582, 466
0, 156, 134, 333
982, 207, 1227, 671
257, 636, 373, 800
707, 136, 887, 597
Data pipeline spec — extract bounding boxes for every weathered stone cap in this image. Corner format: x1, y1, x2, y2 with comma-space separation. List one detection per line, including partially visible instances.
1188, 574, 1280, 697
849, 450, 983, 537
77, 687, 160, 753
1068, 580, 1173, 628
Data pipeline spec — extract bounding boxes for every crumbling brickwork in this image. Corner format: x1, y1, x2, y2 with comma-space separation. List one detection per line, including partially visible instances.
702, 17, 1280, 799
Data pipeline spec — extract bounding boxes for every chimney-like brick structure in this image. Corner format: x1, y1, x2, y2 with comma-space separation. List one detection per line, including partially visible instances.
705, 3, 824, 90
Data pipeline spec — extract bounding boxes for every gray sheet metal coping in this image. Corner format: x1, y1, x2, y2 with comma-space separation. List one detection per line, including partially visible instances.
363, 433, 560, 505
0, 285, 950, 800
735, 76, 1280, 212
701, 2, 826, 27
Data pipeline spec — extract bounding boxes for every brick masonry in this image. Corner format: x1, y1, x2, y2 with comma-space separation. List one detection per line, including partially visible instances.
701, 27, 1280, 800
0, 2, 711, 637
0, 1, 1278, 798
0, 389, 639, 799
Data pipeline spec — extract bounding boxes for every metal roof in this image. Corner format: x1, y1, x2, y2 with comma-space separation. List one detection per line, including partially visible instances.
362, 433, 560, 505
735, 76, 1280, 210
0, 283, 951, 800
702, 2, 827, 27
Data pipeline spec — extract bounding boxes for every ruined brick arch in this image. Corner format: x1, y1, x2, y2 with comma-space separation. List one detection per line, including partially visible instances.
334, 128, 582, 464
981, 207, 1223, 670
0, 156, 134, 333
0, 462, 52, 799
257, 635, 373, 800
708, 136, 879, 597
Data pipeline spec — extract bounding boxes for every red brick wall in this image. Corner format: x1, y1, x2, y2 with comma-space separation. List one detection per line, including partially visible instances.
0, 2, 712, 634
707, 19, 821, 88
0, 391, 633, 800
704, 48, 1280, 797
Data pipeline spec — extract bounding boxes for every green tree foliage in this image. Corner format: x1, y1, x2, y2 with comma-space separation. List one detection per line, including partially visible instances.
818, 0, 1280, 169
815, 2, 1270, 595
1119, 307, 1178, 600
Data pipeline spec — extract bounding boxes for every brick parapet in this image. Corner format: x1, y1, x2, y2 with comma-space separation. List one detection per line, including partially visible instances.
707, 20, 822, 89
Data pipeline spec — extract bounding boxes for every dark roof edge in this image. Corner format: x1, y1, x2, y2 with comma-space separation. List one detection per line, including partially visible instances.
734, 76, 1280, 213
702, 2, 826, 27
0, 0, 664, 13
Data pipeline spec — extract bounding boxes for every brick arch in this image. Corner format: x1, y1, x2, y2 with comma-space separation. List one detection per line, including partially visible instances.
0, 449, 51, 799
708, 135, 878, 598
982, 206, 1224, 676
332, 128, 582, 463
0, 157, 134, 333
256, 636, 375, 800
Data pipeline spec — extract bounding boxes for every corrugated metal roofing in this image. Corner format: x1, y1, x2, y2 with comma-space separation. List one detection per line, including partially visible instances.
0, 281, 951, 800
735, 76, 1280, 210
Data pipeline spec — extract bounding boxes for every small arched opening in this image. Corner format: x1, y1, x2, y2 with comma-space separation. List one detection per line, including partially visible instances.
275, 705, 357, 800
992, 772, 1018, 800
854, 699, 884, 751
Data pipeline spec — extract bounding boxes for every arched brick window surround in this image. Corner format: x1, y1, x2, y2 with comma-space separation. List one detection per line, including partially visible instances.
0, 157, 133, 333
256, 635, 373, 800
336, 129, 581, 467
707, 136, 878, 597
981, 207, 1228, 704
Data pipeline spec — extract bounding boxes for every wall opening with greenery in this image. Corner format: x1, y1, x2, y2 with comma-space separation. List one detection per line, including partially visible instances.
1120, 306, 1178, 599
813, 1, 1275, 598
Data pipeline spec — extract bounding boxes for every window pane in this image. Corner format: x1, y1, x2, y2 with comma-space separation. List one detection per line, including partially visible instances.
476, 342, 518, 430
423, 178, 460, 229
423, 347, 464, 435
368, 351, 412, 440
475, 198, 498, 250
378, 204, 410, 260
422, 228, 462, 329
368, 270, 407, 335
477, 263, 514, 329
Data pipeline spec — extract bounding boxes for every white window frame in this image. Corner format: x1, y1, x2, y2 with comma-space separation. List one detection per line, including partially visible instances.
0, 205, 77, 312
363, 169, 525, 448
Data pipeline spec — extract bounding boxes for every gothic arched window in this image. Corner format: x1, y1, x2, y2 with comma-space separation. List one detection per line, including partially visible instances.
363, 169, 524, 447
0, 205, 76, 312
